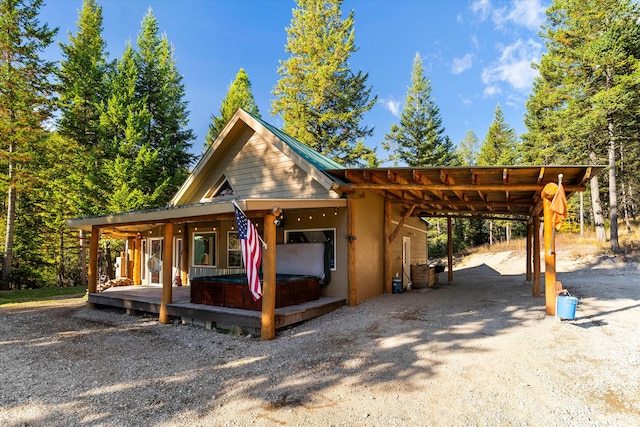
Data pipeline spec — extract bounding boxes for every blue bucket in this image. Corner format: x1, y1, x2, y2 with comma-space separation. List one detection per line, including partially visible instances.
392, 278, 402, 294
557, 295, 578, 320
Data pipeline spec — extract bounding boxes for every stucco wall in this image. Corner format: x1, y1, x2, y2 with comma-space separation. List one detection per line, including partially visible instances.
352, 192, 385, 303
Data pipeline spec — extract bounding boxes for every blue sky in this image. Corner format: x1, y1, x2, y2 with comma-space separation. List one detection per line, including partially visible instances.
41, 0, 550, 164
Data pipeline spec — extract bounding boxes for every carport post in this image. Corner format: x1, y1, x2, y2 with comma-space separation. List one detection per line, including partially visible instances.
542, 183, 559, 315
447, 217, 453, 283
532, 216, 541, 297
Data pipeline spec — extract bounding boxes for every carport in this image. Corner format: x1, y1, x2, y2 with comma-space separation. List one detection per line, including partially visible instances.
326, 165, 604, 315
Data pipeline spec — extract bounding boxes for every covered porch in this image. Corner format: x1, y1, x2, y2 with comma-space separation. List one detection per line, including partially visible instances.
88, 285, 345, 335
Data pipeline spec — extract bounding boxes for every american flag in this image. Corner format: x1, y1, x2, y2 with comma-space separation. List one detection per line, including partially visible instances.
234, 203, 262, 300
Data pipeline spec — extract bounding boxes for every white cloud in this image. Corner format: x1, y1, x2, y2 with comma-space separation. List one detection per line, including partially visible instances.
481, 38, 541, 93
471, 0, 546, 31
459, 94, 473, 106
470, 0, 491, 22
382, 98, 401, 116
470, 35, 480, 50
452, 53, 474, 74
493, 0, 546, 30
483, 85, 502, 97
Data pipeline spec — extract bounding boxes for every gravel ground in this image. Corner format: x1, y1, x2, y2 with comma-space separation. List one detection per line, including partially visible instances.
1, 245, 639, 426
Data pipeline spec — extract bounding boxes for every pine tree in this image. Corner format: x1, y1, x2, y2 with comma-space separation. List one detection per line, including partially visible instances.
58, 0, 110, 215
272, 0, 377, 166
0, 0, 57, 287
99, 43, 150, 212
477, 105, 519, 166
58, 0, 108, 149
99, 8, 194, 212
205, 68, 260, 147
134, 8, 194, 205
383, 53, 455, 166
457, 130, 480, 166
524, 0, 640, 252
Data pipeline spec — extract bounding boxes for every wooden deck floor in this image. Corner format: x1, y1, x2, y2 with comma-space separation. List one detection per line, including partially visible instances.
88, 285, 345, 335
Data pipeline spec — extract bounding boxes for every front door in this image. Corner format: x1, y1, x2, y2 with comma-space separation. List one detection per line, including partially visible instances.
148, 238, 163, 285
402, 236, 411, 289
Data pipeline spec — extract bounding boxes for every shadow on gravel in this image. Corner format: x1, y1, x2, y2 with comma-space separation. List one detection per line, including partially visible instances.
1, 254, 638, 425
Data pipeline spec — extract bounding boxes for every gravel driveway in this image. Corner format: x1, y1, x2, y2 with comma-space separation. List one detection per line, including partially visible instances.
1, 247, 639, 426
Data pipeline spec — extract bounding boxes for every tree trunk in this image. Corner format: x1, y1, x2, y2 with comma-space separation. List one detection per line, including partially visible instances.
105, 242, 114, 280
79, 230, 87, 286
58, 227, 66, 287
607, 119, 619, 252
619, 144, 631, 235
489, 221, 494, 245
2, 143, 16, 289
580, 191, 584, 235
589, 152, 606, 242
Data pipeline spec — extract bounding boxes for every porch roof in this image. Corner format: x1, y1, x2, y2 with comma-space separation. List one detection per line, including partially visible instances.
326, 165, 604, 222
66, 198, 347, 236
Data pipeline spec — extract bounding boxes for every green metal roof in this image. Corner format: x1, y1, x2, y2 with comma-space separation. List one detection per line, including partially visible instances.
245, 110, 345, 172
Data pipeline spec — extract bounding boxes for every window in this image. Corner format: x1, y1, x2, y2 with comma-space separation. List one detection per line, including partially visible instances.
285, 228, 336, 270
228, 231, 242, 268
203, 176, 234, 200
193, 232, 217, 267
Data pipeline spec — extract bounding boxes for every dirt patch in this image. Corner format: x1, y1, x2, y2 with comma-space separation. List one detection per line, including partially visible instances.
1, 244, 639, 426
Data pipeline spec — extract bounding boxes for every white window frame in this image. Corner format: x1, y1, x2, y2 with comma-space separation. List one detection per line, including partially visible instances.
227, 231, 243, 268
192, 231, 217, 268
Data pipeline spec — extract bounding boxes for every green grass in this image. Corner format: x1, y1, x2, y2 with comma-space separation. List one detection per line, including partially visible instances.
0, 286, 87, 306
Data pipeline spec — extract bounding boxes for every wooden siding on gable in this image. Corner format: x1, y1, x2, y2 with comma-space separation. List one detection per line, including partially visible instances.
229, 133, 332, 199
182, 129, 337, 205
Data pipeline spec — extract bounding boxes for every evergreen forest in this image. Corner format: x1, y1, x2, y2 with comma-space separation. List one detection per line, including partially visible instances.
1, 0, 638, 289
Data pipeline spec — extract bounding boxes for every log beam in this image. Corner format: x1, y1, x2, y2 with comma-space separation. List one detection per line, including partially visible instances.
388, 204, 417, 243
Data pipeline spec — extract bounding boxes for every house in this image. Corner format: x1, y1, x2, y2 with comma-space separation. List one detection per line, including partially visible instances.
66, 109, 601, 339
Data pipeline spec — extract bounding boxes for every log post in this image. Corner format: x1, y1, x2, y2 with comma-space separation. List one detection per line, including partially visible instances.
126, 237, 134, 279
347, 198, 357, 306
159, 223, 174, 324
447, 216, 453, 283
542, 182, 558, 314
181, 224, 189, 285
88, 227, 99, 308
261, 213, 277, 340
384, 200, 392, 294
533, 216, 541, 297
133, 234, 141, 285
119, 252, 126, 277
525, 223, 533, 282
